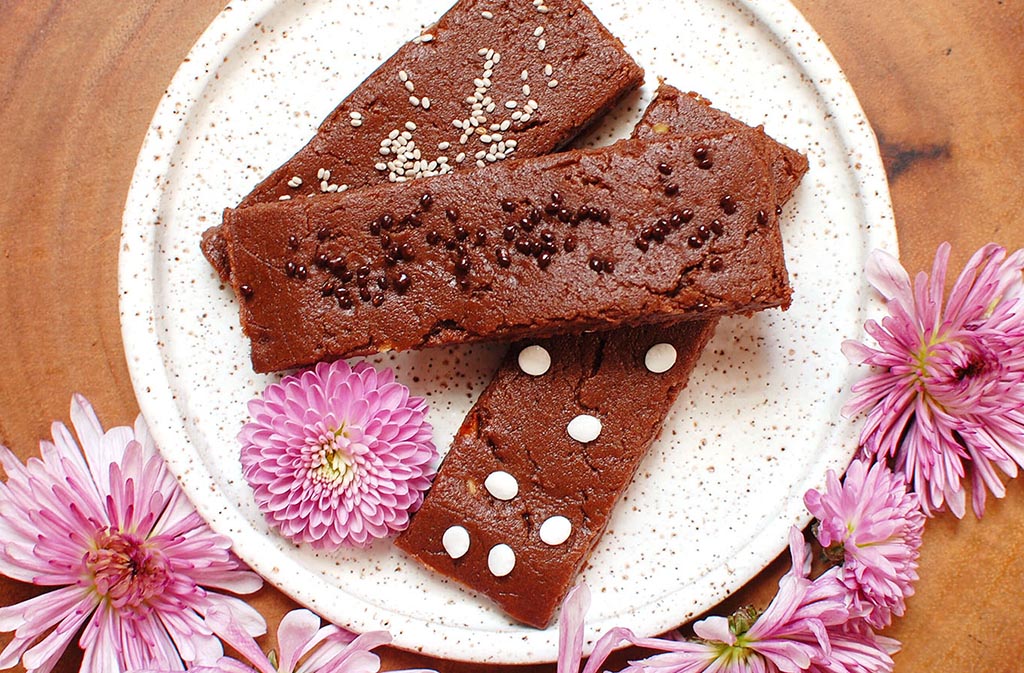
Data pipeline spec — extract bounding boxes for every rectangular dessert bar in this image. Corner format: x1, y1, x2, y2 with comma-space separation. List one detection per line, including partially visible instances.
222, 130, 790, 372
202, 0, 645, 281
394, 84, 808, 628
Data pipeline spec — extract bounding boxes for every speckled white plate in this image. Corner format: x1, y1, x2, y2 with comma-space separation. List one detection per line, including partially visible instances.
120, 0, 895, 664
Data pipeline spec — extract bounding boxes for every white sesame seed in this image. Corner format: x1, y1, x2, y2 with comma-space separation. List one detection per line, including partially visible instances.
522, 84, 531, 96
489, 142, 498, 152
474, 78, 485, 88
399, 70, 409, 81
409, 96, 420, 107
327, 183, 339, 192
538, 5, 550, 13
478, 47, 489, 56
375, 162, 387, 171
511, 111, 523, 120
321, 180, 329, 191
420, 33, 434, 42
507, 139, 518, 147
482, 78, 492, 87
323, 170, 331, 181
389, 129, 400, 139
396, 176, 407, 182
485, 59, 494, 69
287, 176, 302, 188
388, 174, 397, 182
460, 134, 469, 144
379, 147, 391, 156
339, 184, 349, 192
452, 119, 464, 129
413, 149, 422, 159
493, 133, 503, 141
351, 119, 363, 127
489, 123, 500, 131
475, 150, 486, 159
521, 70, 529, 82
403, 128, 414, 137
548, 79, 558, 88
279, 194, 291, 200
422, 97, 431, 109
349, 111, 362, 119
438, 141, 450, 150
438, 156, 449, 163
413, 36, 422, 44
456, 152, 466, 162
534, 26, 544, 36
476, 159, 486, 168
528, 99, 539, 109
500, 120, 511, 131
405, 80, 415, 92
381, 139, 392, 148
317, 168, 325, 179
480, 134, 492, 143
486, 153, 497, 162
483, 69, 493, 79
482, 95, 493, 105
481, 10, 493, 19
505, 100, 518, 109
472, 102, 483, 111
521, 113, 532, 122
469, 117, 479, 127
538, 38, 546, 50
492, 52, 501, 63
544, 64, 553, 76
486, 102, 496, 113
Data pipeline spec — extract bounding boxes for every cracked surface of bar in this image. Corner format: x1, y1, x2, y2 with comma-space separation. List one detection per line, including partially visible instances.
224, 131, 790, 372
202, 0, 644, 280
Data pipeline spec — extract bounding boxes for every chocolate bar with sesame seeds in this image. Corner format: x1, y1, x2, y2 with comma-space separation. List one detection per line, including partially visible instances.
222, 129, 791, 373
201, 0, 645, 282
393, 83, 807, 628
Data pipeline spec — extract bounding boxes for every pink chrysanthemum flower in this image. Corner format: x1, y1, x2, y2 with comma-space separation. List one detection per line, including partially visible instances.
619, 529, 898, 673
0, 395, 264, 673
239, 360, 436, 549
843, 243, 1024, 517
138, 606, 436, 673
804, 459, 925, 629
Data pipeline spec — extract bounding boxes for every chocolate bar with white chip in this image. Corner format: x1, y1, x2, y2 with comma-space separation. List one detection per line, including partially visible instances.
201, 0, 645, 281
394, 84, 807, 628
222, 129, 791, 372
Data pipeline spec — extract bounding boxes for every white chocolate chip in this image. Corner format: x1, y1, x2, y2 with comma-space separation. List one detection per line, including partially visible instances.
442, 525, 470, 559
518, 344, 551, 376
484, 471, 519, 500
567, 414, 601, 443
539, 516, 572, 545
645, 343, 678, 374
488, 544, 516, 577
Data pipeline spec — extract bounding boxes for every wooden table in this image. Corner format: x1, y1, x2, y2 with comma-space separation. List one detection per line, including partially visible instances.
1, 2, 1021, 671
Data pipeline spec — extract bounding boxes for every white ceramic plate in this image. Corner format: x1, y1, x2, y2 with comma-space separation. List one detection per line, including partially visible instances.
120, 0, 895, 664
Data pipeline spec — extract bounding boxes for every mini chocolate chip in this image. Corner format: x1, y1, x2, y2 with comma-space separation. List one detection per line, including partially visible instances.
563, 235, 577, 252
458, 278, 471, 291
757, 209, 768, 225
775, 204, 783, 215
357, 265, 370, 279
528, 206, 542, 224
296, 265, 308, 279
337, 291, 353, 309
598, 208, 611, 224
687, 235, 703, 248
359, 287, 371, 302
379, 214, 394, 231
315, 252, 330, 267
709, 256, 724, 272
372, 293, 385, 307
394, 272, 411, 293
239, 284, 254, 299
377, 276, 388, 290
503, 225, 517, 241
369, 219, 381, 235
550, 191, 562, 204
384, 247, 400, 265
664, 183, 679, 196
515, 239, 533, 255
474, 228, 487, 246
545, 202, 559, 216
540, 230, 555, 244
635, 237, 649, 251
495, 247, 511, 267
455, 255, 472, 274
518, 217, 534, 232
694, 146, 709, 160
710, 219, 724, 235
720, 195, 737, 214
399, 243, 415, 261
321, 281, 336, 296
339, 269, 354, 283
316, 227, 329, 241
697, 225, 712, 241
445, 207, 460, 222
380, 233, 392, 250
454, 225, 469, 241
696, 302, 710, 311
651, 227, 666, 243
501, 199, 516, 212
588, 256, 603, 272
285, 261, 297, 277
669, 213, 683, 229
681, 208, 695, 223
426, 230, 441, 245
541, 241, 558, 254
444, 238, 458, 251
602, 259, 615, 273
419, 193, 433, 209
640, 225, 655, 241
538, 252, 552, 269
658, 162, 673, 175
697, 158, 713, 170
557, 207, 572, 223
287, 235, 299, 250
402, 212, 423, 228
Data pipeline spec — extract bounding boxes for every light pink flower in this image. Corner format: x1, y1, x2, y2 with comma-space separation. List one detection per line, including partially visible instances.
805, 459, 924, 628
0, 395, 264, 673
619, 530, 897, 673
843, 243, 1024, 517
239, 360, 437, 549
137, 607, 436, 673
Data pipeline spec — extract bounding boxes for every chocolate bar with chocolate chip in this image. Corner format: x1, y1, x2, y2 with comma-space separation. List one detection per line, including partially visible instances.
394, 84, 807, 628
202, 0, 645, 281
222, 130, 790, 372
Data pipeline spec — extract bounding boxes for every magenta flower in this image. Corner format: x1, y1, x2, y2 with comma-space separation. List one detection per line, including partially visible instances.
620, 529, 897, 673
239, 360, 436, 549
804, 459, 925, 628
0, 395, 264, 673
843, 243, 1024, 517
139, 606, 436, 673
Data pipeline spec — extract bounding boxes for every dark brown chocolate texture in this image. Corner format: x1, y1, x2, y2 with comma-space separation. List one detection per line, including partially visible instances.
202, 0, 645, 281
222, 131, 791, 372
394, 84, 807, 628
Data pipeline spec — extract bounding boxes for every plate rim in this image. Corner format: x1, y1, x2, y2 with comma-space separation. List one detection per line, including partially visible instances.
119, 0, 897, 663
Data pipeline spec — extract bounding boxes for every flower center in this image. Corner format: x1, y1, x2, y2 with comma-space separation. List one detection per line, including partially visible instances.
85, 529, 171, 613
312, 428, 359, 491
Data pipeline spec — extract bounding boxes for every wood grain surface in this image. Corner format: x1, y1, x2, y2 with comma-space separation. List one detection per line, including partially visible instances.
1, 1, 1022, 671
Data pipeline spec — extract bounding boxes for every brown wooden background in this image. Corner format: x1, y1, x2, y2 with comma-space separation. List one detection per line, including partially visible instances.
1, 1, 1022, 671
